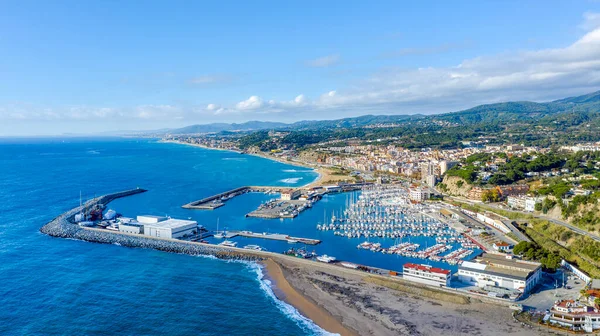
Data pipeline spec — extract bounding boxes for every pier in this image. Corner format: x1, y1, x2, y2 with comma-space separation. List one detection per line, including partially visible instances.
182, 186, 292, 210
227, 230, 321, 245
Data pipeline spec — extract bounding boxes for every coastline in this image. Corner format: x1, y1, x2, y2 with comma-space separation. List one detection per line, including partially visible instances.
41, 188, 543, 336
263, 257, 543, 336
160, 139, 324, 187
263, 258, 356, 336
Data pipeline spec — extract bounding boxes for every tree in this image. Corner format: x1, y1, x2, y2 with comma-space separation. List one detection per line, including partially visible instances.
595, 297, 600, 308
534, 202, 543, 212
482, 188, 501, 202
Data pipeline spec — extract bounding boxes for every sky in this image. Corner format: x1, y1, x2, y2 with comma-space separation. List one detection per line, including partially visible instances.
2, 1, 600, 135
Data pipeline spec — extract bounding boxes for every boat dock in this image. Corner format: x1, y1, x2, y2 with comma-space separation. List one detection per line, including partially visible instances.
227, 230, 321, 245
182, 186, 292, 210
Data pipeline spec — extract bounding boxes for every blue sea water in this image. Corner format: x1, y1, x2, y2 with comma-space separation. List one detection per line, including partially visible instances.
0, 138, 325, 336
0, 137, 477, 335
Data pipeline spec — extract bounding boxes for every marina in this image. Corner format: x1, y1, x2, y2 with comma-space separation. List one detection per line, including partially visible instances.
315, 184, 482, 266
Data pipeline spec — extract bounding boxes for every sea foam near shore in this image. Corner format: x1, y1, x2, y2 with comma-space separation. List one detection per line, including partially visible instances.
247, 262, 339, 336
279, 177, 303, 184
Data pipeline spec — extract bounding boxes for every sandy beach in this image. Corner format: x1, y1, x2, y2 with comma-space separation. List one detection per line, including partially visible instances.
264, 259, 357, 336
266, 257, 544, 336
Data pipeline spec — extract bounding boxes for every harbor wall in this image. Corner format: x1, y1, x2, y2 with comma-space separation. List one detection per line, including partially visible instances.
39, 188, 264, 262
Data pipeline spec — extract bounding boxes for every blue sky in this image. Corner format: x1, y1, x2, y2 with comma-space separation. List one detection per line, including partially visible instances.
2, 1, 600, 135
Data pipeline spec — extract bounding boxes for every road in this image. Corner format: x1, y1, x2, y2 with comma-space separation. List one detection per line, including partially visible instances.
446, 196, 600, 243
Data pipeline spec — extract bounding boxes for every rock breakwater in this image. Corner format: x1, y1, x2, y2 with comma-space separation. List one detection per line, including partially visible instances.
40, 188, 264, 262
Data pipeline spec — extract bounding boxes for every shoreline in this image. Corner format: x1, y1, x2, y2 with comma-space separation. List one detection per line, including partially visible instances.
160, 139, 324, 187
42, 189, 541, 336
263, 258, 356, 336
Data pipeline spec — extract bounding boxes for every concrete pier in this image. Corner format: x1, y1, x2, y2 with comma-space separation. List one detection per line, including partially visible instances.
182, 186, 291, 210
227, 230, 321, 245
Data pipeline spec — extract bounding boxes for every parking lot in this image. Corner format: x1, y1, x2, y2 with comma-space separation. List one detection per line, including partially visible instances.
521, 268, 586, 311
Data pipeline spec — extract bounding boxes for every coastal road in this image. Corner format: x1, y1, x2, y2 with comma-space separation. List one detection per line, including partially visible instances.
445, 196, 600, 243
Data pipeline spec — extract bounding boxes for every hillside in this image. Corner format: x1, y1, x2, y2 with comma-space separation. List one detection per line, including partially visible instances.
159, 90, 600, 140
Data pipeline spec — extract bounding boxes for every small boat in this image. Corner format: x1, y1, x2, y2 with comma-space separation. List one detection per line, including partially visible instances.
340, 262, 359, 269
287, 239, 299, 244
316, 255, 336, 263
219, 240, 237, 247
243, 244, 264, 251
213, 219, 225, 238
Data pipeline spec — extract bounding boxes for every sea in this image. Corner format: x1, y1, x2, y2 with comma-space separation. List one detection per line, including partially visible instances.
0, 137, 476, 335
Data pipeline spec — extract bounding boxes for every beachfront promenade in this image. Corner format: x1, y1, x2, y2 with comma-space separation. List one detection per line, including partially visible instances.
41, 188, 514, 309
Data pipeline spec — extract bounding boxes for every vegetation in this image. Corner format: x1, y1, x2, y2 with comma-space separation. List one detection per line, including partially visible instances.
481, 189, 501, 202
512, 241, 561, 271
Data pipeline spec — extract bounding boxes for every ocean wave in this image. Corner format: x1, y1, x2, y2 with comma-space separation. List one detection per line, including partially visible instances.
247, 263, 339, 336
282, 169, 312, 173
86, 150, 100, 155
193, 254, 219, 260
279, 177, 303, 184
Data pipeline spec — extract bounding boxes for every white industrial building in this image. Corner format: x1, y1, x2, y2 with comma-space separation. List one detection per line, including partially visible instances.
458, 253, 542, 294
403, 263, 451, 287
137, 215, 198, 239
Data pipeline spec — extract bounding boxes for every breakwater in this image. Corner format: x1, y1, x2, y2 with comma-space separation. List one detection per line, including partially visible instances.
39, 188, 264, 262
182, 185, 291, 210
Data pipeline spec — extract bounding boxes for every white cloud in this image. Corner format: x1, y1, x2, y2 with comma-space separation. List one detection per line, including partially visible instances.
236, 96, 264, 110
294, 94, 307, 105
206, 103, 219, 111
580, 12, 600, 31
305, 54, 340, 68
4, 12, 600, 127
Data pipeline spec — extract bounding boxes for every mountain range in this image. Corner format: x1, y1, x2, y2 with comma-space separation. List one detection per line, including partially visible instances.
150, 90, 600, 135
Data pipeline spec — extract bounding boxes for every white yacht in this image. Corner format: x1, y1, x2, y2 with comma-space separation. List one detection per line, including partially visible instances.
316, 255, 336, 263
243, 244, 265, 251
219, 240, 237, 247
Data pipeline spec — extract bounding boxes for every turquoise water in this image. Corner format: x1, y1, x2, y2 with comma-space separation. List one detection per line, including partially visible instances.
0, 137, 476, 335
0, 138, 324, 336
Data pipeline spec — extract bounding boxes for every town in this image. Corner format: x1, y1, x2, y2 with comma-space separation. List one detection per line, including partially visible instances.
159, 133, 600, 333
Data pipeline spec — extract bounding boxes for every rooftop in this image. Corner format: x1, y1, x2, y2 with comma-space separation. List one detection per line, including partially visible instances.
459, 253, 541, 281
141, 218, 197, 229
404, 263, 451, 275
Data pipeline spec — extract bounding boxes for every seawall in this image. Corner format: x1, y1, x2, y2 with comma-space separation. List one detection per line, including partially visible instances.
39, 188, 264, 262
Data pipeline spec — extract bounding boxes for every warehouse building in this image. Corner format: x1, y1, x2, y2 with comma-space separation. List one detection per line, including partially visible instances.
137, 215, 198, 239
117, 217, 144, 234
458, 253, 542, 294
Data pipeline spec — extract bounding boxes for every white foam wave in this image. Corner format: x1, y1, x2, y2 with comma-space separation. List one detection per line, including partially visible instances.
282, 169, 312, 173
193, 254, 219, 260
86, 150, 100, 155
279, 177, 303, 184
247, 263, 339, 336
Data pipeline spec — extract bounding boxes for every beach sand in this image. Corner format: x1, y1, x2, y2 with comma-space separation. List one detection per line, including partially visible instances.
266, 257, 544, 336
264, 259, 357, 336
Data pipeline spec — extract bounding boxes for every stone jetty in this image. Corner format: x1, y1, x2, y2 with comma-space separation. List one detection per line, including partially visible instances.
40, 188, 265, 262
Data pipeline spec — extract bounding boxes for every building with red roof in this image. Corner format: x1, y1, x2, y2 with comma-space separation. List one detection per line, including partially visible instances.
403, 263, 451, 287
